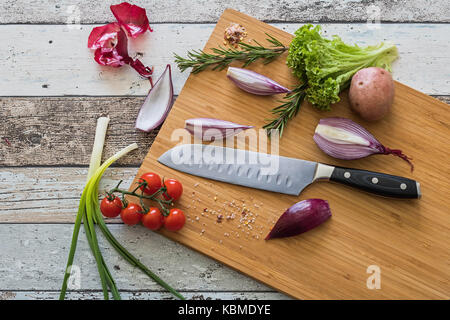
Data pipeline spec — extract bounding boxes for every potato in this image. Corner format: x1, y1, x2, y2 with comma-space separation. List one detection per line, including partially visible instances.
348, 67, 395, 121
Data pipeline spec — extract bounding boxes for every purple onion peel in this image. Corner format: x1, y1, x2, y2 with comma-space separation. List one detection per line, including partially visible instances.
185, 118, 253, 141
227, 67, 290, 95
136, 64, 173, 132
265, 199, 331, 240
313, 117, 414, 171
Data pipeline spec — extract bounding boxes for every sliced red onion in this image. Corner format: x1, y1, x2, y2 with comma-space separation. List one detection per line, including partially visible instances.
185, 118, 253, 141
136, 64, 173, 132
226, 67, 290, 95
313, 117, 414, 171
265, 199, 331, 240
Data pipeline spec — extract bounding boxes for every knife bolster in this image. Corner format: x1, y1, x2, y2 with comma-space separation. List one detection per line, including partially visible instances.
313, 163, 335, 181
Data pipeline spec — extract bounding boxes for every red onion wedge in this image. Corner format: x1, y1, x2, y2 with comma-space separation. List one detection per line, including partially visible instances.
185, 118, 253, 141
314, 117, 414, 171
136, 64, 173, 132
226, 67, 290, 95
265, 199, 331, 240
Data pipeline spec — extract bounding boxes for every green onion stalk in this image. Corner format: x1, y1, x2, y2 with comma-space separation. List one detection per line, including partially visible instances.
60, 117, 184, 300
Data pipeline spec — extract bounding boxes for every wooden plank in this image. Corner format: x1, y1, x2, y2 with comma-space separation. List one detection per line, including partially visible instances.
133, 9, 450, 299
0, 95, 449, 167
0, 224, 280, 294
1, 23, 450, 96
0, 291, 290, 300
0, 167, 137, 223
1, 0, 449, 24
0, 97, 156, 166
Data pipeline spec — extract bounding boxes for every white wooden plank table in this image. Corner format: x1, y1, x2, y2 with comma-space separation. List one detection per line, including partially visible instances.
0, 0, 449, 300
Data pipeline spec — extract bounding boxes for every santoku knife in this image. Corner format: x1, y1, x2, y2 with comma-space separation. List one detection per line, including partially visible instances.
157, 144, 421, 199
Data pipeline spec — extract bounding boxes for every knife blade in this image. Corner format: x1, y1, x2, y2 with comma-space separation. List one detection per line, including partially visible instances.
157, 144, 421, 199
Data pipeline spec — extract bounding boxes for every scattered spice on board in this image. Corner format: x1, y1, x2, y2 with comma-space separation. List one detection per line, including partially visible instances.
224, 23, 247, 47
187, 192, 269, 244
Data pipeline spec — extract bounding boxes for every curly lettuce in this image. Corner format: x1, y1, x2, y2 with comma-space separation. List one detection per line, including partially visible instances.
287, 25, 398, 110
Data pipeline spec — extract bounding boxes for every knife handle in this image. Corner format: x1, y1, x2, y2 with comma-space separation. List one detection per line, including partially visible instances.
316, 164, 421, 199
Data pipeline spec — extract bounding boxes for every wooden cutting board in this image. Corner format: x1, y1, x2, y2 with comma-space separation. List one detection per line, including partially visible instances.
132, 9, 450, 299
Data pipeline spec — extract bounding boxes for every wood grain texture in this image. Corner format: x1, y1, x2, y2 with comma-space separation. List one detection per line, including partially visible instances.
0, 97, 156, 166
1, 0, 449, 24
2, 96, 448, 167
1, 23, 450, 96
0, 167, 138, 222
0, 224, 279, 294
132, 9, 450, 299
1, 1, 449, 302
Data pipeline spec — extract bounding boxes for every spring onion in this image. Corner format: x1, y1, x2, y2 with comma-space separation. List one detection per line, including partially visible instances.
60, 118, 184, 300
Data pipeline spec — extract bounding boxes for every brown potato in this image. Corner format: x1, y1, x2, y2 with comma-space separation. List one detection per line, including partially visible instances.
348, 67, 395, 121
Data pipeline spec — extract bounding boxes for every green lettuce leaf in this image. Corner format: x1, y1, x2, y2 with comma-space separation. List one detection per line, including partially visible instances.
287, 24, 398, 110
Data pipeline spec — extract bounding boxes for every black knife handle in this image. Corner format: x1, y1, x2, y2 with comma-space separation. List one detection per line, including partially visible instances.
329, 166, 421, 199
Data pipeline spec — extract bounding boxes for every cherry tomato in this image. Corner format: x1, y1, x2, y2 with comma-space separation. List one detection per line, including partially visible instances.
120, 203, 143, 225
100, 196, 122, 218
139, 172, 162, 195
163, 179, 183, 201
142, 207, 164, 230
164, 208, 186, 231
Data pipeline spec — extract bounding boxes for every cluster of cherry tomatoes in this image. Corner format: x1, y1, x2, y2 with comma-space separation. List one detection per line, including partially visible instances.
100, 172, 186, 232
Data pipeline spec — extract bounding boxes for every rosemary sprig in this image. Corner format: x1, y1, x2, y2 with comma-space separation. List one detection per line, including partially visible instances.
263, 84, 308, 137
174, 33, 288, 73
174, 33, 305, 138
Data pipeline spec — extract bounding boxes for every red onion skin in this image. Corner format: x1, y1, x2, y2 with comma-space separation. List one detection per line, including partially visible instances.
265, 199, 331, 240
110, 2, 153, 38
135, 64, 173, 132
185, 118, 253, 141
314, 117, 413, 171
313, 133, 380, 160
87, 4, 153, 79
227, 67, 290, 95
